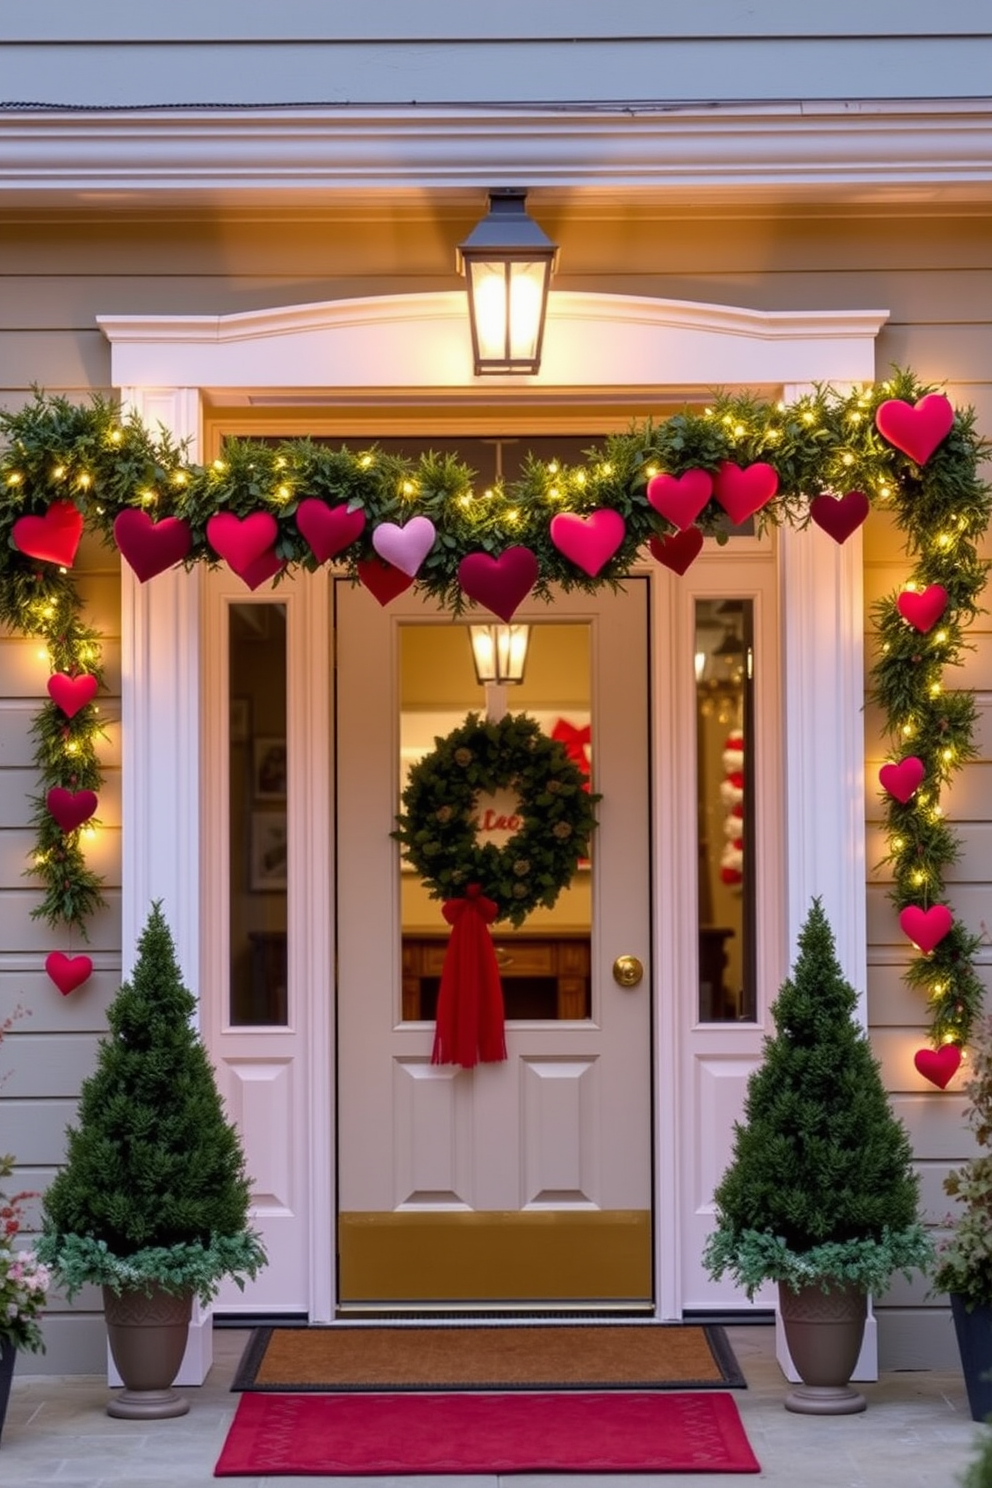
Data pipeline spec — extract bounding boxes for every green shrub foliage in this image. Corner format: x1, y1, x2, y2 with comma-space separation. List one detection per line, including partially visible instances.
42, 902, 255, 1256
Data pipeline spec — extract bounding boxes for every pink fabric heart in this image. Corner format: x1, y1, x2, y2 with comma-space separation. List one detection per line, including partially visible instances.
12, 500, 84, 567
712, 462, 779, 526
47, 787, 98, 832
371, 516, 437, 577
646, 470, 714, 530
875, 394, 954, 465
113, 509, 193, 583
296, 499, 366, 564
549, 509, 626, 577
47, 673, 98, 719
900, 904, 954, 954
878, 757, 925, 804
45, 951, 94, 996
649, 528, 704, 575
897, 585, 948, 633
458, 547, 539, 622
357, 558, 416, 607
206, 511, 280, 578
239, 550, 286, 591
810, 491, 870, 544
914, 1044, 962, 1090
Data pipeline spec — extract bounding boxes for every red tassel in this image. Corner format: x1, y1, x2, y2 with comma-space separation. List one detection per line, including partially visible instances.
432, 884, 507, 1068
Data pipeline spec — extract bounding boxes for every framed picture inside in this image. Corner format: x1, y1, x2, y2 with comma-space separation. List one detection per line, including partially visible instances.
253, 737, 287, 800
250, 812, 287, 892
230, 697, 250, 744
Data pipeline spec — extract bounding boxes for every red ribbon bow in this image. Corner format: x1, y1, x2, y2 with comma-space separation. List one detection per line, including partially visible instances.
432, 884, 507, 1068
551, 719, 591, 788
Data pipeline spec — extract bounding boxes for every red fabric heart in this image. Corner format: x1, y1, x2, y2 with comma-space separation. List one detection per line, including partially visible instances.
810, 491, 870, 544
900, 903, 954, 954
914, 1044, 962, 1090
296, 499, 366, 564
646, 470, 714, 530
47, 672, 98, 719
458, 547, 539, 622
878, 756, 925, 804
549, 509, 626, 577
897, 585, 948, 633
238, 549, 285, 591
357, 557, 416, 607
113, 509, 193, 582
649, 528, 704, 575
45, 951, 94, 996
206, 511, 280, 579
47, 787, 98, 832
712, 462, 779, 526
12, 500, 84, 567
875, 394, 954, 465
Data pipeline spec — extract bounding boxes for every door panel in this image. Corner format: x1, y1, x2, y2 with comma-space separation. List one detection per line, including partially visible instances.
335, 579, 652, 1308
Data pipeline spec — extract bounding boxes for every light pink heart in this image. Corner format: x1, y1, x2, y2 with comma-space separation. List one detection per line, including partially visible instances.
549, 509, 626, 577
712, 462, 779, 525
875, 394, 954, 465
649, 528, 704, 575
897, 585, 948, 633
12, 500, 84, 567
914, 1044, 961, 1090
371, 516, 436, 577
809, 491, 870, 545
458, 547, 539, 623
900, 904, 954, 955
47, 673, 98, 719
206, 511, 280, 578
646, 470, 714, 530
113, 509, 193, 583
45, 951, 94, 996
296, 499, 366, 564
47, 787, 98, 833
878, 757, 925, 804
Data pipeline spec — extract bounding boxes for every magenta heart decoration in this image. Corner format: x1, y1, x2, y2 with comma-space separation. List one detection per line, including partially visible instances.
896, 585, 948, 633
712, 461, 779, 525
914, 1044, 962, 1090
648, 528, 704, 576
549, 509, 626, 577
878, 756, 925, 804
47, 672, 98, 718
206, 511, 280, 579
458, 547, 539, 622
809, 491, 870, 544
113, 509, 192, 583
239, 550, 286, 591
875, 393, 954, 465
371, 516, 437, 577
47, 787, 98, 832
646, 470, 714, 530
45, 951, 94, 996
900, 903, 954, 955
12, 500, 84, 567
296, 499, 366, 564
357, 557, 416, 606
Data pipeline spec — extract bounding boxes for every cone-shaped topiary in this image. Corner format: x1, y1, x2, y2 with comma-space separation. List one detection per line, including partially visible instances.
39, 902, 265, 1301
704, 897, 932, 1295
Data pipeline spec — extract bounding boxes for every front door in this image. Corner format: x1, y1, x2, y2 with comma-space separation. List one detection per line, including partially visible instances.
335, 578, 653, 1309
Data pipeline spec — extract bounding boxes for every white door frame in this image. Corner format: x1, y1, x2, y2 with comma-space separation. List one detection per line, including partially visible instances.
109, 289, 883, 1372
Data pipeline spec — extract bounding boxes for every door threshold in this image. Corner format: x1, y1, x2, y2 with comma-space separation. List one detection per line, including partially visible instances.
335, 1302, 656, 1320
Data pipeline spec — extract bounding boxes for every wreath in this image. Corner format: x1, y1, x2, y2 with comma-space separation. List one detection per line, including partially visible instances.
394, 712, 599, 927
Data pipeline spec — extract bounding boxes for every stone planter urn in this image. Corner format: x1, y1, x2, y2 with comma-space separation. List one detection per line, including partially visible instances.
949, 1294, 992, 1423
103, 1284, 193, 1419
778, 1282, 868, 1415
0, 1338, 16, 1443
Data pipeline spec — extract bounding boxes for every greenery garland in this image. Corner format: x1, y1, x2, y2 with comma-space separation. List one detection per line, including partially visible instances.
1, 370, 989, 1053
394, 712, 598, 927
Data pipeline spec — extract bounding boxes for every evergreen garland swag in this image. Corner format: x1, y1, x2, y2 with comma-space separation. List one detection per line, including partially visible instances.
37, 902, 266, 1301
1, 370, 990, 1053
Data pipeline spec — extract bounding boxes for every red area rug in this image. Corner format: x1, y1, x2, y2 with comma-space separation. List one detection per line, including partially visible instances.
214, 1389, 760, 1476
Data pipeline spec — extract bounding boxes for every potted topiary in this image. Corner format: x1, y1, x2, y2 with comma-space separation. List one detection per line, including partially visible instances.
37, 902, 266, 1419
932, 1013, 992, 1422
703, 897, 932, 1415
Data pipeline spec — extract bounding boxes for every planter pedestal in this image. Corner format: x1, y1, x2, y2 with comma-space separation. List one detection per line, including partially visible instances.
103, 1285, 192, 1419
778, 1282, 868, 1415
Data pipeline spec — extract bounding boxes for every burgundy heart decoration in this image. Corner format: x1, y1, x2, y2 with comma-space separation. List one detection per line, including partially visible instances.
896, 585, 948, 634
47, 787, 99, 833
47, 672, 98, 719
914, 1044, 962, 1090
357, 557, 416, 607
458, 547, 539, 622
648, 528, 704, 576
12, 500, 85, 568
809, 491, 870, 545
206, 511, 280, 579
113, 509, 193, 583
875, 393, 954, 466
646, 470, 714, 530
296, 499, 366, 564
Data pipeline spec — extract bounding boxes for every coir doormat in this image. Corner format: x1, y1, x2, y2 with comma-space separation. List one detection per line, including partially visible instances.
232, 1322, 746, 1393
214, 1389, 761, 1476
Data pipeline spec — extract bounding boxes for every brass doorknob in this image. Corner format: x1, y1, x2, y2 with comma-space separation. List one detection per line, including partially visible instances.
612, 955, 644, 988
